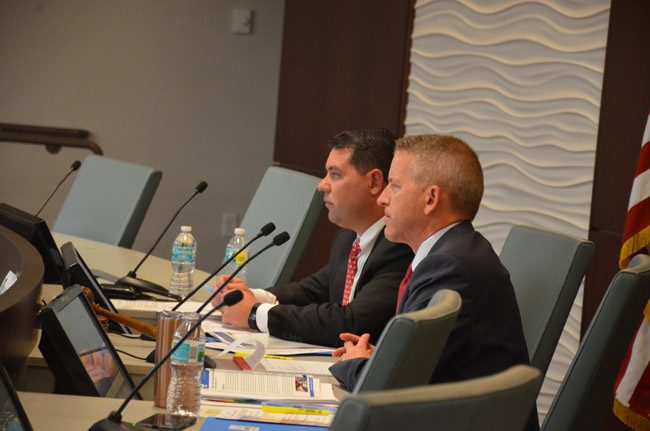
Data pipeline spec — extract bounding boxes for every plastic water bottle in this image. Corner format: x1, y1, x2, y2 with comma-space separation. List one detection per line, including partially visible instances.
223, 227, 248, 281
166, 312, 205, 417
170, 226, 196, 298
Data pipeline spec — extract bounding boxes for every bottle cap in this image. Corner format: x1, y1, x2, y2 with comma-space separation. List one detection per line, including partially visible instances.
181, 226, 192, 232
234, 227, 246, 235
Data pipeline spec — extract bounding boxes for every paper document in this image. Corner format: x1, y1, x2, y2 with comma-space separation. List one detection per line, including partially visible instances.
200, 401, 334, 427
201, 369, 337, 404
112, 299, 210, 315
254, 359, 334, 377
203, 321, 334, 356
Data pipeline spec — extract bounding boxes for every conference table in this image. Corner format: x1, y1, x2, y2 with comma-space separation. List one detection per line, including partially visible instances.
19, 232, 339, 430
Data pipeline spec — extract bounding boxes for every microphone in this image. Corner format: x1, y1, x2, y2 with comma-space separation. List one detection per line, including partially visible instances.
196, 231, 290, 313
113, 181, 208, 299
171, 222, 276, 311
89, 290, 244, 431
35, 160, 81, 216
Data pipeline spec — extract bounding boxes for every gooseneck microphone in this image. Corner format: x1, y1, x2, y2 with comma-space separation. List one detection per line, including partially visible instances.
171, 222, 276, 311
89, 290, 244, 431
35, 160, 81, 217
196, 231, 290, 313
114, 181, 208, 299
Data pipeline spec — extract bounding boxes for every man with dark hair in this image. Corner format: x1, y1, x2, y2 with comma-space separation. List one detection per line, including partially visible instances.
216, 129, 413, 347
330, 135, 532, 417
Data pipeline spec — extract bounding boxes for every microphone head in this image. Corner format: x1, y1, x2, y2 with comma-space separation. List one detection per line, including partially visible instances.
71, 160, 81, 171
260, 222, 276, 236
272, 232, 290, 246
223, 290, 244, 306
195, 181, 208, 193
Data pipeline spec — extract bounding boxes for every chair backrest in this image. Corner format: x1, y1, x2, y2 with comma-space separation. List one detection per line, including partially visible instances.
53, 155, 162, 248
541, 254, 650, 431
239, 166, 322, 287
352, 289, 462, 394
331, 365, 541, 431
499, 225, 594, 374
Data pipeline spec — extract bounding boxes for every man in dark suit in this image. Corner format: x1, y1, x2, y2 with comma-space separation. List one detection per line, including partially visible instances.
329, 134, 531, 397
217, 129, 413, 347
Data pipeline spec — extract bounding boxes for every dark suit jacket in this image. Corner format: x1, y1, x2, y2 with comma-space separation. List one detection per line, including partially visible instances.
330, 221, 531, 385
265, 228, 413, 347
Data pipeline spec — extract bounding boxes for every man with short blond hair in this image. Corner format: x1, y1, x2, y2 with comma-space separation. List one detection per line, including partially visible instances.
331, 135, 531, 411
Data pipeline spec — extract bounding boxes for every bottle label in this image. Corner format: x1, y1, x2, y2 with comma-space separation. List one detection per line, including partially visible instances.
225, 248, 248, 266
235, 250, 249, 265
172, 245, 195, 262
171, 340, 205, 363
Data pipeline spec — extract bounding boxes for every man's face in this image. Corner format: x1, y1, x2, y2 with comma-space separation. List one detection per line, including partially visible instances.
318, 147, 374, 231
378, 150, 427, 249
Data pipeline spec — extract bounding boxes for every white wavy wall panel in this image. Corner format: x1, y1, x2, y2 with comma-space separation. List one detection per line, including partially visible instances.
404, 0, 609, 421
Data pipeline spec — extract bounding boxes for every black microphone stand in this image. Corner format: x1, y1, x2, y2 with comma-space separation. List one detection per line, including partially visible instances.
35, 160, 81, 217
89, 290, 243, 431
171, 222, 276, 311
114, 182, 207, 300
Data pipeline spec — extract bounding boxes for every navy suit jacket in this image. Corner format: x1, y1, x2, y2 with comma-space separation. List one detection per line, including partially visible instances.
266, 228, 413, 347
329, 222, 536, 429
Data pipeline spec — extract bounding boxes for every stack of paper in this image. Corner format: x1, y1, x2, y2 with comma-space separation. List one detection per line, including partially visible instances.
201, 369, 337, 404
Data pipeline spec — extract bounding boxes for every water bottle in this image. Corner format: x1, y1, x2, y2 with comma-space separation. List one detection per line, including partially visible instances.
223, 227, 248, 281
170, 226, 196, 298
166, 312, 205, 417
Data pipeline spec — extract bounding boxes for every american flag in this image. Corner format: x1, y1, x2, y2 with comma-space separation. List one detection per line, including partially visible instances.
613, 114, 650, 430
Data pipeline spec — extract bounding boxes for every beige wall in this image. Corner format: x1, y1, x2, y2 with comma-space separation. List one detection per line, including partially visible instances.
0, 0, 285, 270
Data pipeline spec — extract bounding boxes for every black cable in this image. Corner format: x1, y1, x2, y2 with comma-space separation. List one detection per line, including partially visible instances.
115, 349, 149, 361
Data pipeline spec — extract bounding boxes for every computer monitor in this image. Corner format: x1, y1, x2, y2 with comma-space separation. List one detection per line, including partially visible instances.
37, 284, 141, 399
0, 203, 66, 285
60, 241, 131, 334
0, 363, 33, 431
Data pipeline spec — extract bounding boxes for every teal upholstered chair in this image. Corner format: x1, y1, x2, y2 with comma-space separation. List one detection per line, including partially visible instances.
53, 155, 161, 248
331, 365, 541, 431
353, 289, 462, 394
541, 254, 650, 431
499, 225, 594, 375
240, 166, 322, 288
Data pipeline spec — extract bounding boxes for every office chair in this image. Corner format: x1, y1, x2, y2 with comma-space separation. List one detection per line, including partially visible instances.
53, 155, 162, 248
331, 365, 541, 431
239, 166, 322, 287
499, 225, 594, 375
541, 254, 650, 431
352, 289, 462, 393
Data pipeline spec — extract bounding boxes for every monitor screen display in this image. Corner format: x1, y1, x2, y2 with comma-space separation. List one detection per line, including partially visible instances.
0, 203, 66, 285
0, 365, 32, 431
60, 241, 131, 334
37, 284, 140, 399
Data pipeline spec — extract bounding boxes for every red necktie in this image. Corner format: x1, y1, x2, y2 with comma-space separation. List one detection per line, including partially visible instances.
341, 239, 361, 305
395, 265, 413, 313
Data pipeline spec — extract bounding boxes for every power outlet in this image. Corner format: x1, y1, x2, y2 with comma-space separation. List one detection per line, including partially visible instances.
221, 213, 240, 237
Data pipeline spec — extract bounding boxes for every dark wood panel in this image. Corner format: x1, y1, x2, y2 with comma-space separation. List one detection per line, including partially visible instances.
586, 2, 650, 430
275, 0, 415, 277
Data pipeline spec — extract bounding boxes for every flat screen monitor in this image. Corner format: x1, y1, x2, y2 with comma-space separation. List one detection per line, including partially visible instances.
0, 203, 66, 285
60, 241, 131, 334
0, 364, 33, 431
37, 284, 141, 399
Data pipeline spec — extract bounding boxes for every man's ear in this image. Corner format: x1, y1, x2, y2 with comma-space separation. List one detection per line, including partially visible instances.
423, 185, 441, 215
368, 168, 385, 195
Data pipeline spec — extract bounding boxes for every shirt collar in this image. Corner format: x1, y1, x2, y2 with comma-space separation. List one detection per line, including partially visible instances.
411, 222, 461, 271
357, 218, 385, 252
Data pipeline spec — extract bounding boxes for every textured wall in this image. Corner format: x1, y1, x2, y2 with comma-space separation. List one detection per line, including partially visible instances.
404, 0, 610, 419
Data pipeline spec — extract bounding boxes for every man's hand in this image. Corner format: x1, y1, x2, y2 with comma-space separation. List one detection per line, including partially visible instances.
221, 289, 258, 329
332, 333, 375, 361
210, 275, 252, 307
